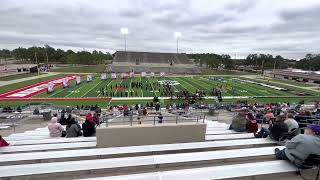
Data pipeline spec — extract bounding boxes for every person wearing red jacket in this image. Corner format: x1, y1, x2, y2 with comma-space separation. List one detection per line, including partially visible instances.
0, 135, 9, 147
85, 113, 93, 121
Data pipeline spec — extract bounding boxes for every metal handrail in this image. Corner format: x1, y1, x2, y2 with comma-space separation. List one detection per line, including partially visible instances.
102, 114, 205, 127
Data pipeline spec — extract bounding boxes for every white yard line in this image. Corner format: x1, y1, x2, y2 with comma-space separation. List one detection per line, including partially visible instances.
108, 79, 123, 105
140, 76, 144, 97
48, 81, 78, 98
148, 77, 158, 97
97, 79, 112, 97
128, 78, 133, 97
47, 87, 65, 97
64, 81, 88, 98
169, 77, 183, 92
80, 80, 102, 97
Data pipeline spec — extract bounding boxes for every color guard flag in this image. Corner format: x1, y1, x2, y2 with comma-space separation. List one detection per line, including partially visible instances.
141, 72, 146, 77
76, 76, 81, 84
47, 82, 54, 92
87, 74, 93, 82
130, 71, 134, 78
101, 73, 107, 80
111, 73, 117, 79
63, 78, 69, 87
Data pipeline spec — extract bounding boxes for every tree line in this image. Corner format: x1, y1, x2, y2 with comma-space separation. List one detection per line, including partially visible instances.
0, 45, 113, 65
188, 53, 298, 70
188, 53, 234, 69
295, 54, 320, 71
1, 46, 320, 70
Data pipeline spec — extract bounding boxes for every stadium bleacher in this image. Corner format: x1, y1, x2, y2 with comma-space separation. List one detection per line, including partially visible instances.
113, 51, 192, 65
0, 121, 314, 180
111, 51, 200, 74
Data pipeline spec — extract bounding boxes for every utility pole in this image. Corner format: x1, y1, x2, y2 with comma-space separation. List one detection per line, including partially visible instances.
34, 50, 40, 77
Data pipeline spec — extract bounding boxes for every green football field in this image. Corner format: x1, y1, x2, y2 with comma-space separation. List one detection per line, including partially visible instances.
1, 74, 319, 107
32, 75, 304, 98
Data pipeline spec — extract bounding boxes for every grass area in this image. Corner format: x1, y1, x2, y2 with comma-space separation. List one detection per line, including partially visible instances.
32, 76, 301, 98
0, 75, 319, 107
50, 65, 106, 73
0, 96, 318, 109
201, 69, 255, 75
261, 78, 317, 87
240, 77, 320, 96
0, 74, 65, 94
0, 73, 43, 81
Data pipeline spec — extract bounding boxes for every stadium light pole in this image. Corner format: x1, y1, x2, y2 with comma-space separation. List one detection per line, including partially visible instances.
174, 32, 182, 54
120, 27, 129, 52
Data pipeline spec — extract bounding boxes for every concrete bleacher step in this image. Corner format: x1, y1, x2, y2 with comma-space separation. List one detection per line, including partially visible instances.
3, 137, 276, 154
205, 133, 254, 141
0, 147, 287, 179
5, 132, 247, 142
0, 142, 97, 154
206, 130, 243, 135
0, 138, 277, 165
14, 129, 239, 136
5, 136, 54, 141
8, 137, 96, 146
80, 160, 298, 180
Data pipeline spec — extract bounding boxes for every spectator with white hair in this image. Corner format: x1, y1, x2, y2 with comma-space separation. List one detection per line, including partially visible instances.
284, 113, 299, 133
48, 116, 65, 137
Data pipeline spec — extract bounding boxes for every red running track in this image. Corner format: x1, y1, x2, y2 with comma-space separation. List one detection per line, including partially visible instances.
0, 75, 76, 98
0, 97, 112, 101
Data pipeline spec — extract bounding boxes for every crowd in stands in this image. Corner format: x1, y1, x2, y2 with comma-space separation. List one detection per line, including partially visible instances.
47, 111, 99, 138
229, 101, 320, 168
1, 100, 319, 170
0, 106, 22, 113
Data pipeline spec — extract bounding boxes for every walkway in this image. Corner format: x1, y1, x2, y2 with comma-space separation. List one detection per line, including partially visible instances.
246, 75, 320, 93
0, 72, 59, 87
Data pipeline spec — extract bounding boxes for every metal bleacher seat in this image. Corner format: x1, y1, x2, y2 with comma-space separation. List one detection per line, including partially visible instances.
0, 146, 287, 179
0, 141, 96, 153
79, 161, 298, 180
1, 120, 305, 179
0, 138, 276, 165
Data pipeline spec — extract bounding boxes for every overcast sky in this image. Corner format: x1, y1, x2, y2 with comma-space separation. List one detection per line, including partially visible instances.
1, 0, 320, 59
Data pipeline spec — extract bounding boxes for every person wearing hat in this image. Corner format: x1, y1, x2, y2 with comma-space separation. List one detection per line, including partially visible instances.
229, 109, 249, 132
275, 124, 320, 167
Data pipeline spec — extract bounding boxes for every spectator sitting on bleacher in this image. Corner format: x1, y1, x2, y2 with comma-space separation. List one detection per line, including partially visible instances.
85, 113, 93, 121
48, 116, 65, 137
143, 107, 147, 116
61, 109, 66, 114
66, 106, 72, 114
264, 110, 275, 123
0, 135, 9, 147
155, 102, 160, 112
66, 118, 81, 138
275, 124, 320, 167
284, 113, 299, 134
254, 115, 288, 141
59, 114, 67, 125
229, 109, 248, 132
158, 113, 163, 123
82, 119, 96, 137
33, 107, 40, 115
138, 107, 143, 116
16, 106, 22, 113
246, 112, 258, 133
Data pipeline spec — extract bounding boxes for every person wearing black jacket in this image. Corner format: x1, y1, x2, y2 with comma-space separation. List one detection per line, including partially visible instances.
155, 102, 160, 112
82, 119, 96, 137
254, 114, 288, 141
